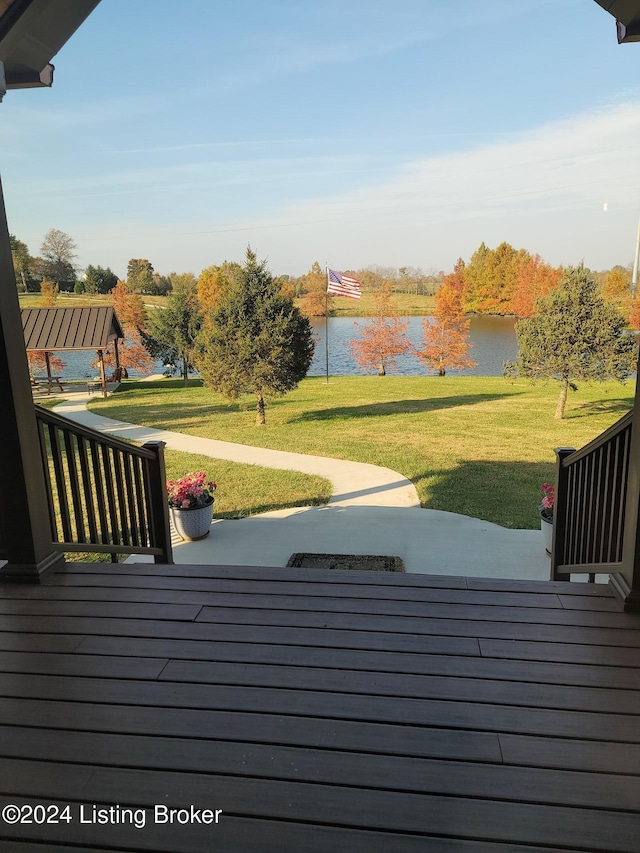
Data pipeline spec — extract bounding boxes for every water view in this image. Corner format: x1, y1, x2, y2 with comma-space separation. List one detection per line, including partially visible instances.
40, 315, 518, 380
309, 315, 518, 377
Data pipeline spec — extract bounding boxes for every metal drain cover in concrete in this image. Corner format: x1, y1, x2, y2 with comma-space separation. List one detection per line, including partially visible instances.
287, 553, 405, 572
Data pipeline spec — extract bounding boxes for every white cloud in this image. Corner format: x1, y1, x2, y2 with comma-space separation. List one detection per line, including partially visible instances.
6, 99, 640, 277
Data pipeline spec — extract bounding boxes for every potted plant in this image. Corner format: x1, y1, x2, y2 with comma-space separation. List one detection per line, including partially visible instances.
539, 482, 554, 555
166, 472, 217, 541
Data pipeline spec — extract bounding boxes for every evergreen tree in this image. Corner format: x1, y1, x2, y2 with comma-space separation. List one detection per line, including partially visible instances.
196, 247, 314, 425
142, 289, 202, 384
510, 265, 637, 419
9, 234, 33, 291
127, 259, 155, 293
84, 264, 119, 294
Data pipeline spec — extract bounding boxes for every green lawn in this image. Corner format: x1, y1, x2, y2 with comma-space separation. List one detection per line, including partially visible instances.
162, 450, 331, 519
87, 375, 636, 529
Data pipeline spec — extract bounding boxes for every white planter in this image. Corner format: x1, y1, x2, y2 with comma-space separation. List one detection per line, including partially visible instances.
540, 513, 553, 556
169, 500, 214, 541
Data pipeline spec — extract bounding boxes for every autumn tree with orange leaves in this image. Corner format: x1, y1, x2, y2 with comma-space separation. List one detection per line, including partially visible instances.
27, 350, 65, 378
299, 261, 334, 317
510, 254, 562, 318
629, 294, 640, 331
95, 280, 154, 377
197, 262, 241, 315
349, 282, 410, 375
39, 278, 59, 306
416, 260, 476, 376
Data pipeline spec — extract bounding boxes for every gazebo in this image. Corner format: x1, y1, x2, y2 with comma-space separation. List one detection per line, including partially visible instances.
21, 305, 124, 397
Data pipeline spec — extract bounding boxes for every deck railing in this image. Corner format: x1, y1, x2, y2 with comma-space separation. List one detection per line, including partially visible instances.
551, 410, 632, 581
35, 404, 173, 563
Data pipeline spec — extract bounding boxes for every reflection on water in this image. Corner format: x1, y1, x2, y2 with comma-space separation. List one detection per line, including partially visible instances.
41, 316, 519, 380
310, 315, 518, 377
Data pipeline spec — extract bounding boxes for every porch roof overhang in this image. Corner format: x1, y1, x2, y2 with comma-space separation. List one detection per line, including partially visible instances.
21, 306, 124, 352
594, 0, 640, 41
0, 0, 100, 96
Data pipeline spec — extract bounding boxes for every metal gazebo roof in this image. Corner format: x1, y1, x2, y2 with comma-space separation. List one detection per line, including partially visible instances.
21, 306, 123, 352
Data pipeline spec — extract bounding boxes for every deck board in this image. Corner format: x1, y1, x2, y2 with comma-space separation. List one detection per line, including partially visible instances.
0, 562, 639, 851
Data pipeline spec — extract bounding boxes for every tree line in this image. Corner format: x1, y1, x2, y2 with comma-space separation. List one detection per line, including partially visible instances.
15, 229, 639, 421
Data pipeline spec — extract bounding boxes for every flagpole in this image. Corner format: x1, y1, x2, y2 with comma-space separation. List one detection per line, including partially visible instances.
325, 264, 330, 384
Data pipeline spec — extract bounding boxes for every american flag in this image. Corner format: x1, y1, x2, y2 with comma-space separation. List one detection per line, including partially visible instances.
327, 268, 361, 299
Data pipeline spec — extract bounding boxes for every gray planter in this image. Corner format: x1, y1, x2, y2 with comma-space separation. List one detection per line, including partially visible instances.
169, 500, 214, 541
540, 512, 553, 556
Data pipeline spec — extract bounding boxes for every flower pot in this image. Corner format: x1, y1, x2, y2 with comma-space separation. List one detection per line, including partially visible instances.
169, 500, 214, 541
540, 512, 553, 556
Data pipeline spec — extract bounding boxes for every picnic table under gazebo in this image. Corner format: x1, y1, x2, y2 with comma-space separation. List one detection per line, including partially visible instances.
21, 305, 124, 397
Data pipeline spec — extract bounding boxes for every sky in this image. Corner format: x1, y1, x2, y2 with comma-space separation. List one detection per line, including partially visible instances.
2, 0, 640, 280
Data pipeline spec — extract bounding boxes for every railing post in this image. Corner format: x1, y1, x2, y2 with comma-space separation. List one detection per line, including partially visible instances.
551, 447, 575, 582
613, 362, 640, 610
142, 441, 173, 565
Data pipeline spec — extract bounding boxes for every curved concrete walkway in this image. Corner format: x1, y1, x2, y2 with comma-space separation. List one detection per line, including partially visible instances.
52, 390, 550, 579
53, 393, 420, 508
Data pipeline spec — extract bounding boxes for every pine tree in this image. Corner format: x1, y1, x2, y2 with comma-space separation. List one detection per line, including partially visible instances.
512, 265, 637, 419
143, 289, 203, 384
196, 247, 314, 425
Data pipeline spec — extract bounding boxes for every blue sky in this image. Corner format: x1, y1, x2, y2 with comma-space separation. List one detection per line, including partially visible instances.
2, 0, 640, 279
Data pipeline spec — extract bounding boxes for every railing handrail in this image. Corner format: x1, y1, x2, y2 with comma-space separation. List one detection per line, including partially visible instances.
551, 409, 632, 580
34, 403, 173, 564
559, 409, 632, 468
34, 404, 158, 460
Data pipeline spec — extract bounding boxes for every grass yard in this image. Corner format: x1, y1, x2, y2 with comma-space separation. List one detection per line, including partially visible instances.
88, 375, 636, 529
162, 450, 331, 519
36, 400, 330, 564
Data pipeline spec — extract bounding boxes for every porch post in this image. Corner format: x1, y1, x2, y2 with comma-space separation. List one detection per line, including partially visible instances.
97, 348, 107, 397
611, 351, 640, 610
0, 175, 64, 580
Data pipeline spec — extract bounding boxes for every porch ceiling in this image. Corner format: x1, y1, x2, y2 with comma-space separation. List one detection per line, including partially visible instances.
0, 0, 100, 92
594, 0, 640, 40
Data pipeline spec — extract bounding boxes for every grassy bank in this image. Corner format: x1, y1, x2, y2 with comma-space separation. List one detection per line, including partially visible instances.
88, 375, 635, 529
20, 290, 436, 316
315, 292, 436, 316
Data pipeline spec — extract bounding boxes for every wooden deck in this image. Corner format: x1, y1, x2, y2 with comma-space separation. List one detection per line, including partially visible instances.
1, 562, 640, 851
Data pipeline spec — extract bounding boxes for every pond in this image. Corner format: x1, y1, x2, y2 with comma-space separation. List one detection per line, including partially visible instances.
309, 315, 518, 377
37, 315, 518, 380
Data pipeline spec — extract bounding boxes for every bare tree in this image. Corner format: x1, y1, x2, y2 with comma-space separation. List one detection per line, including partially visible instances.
39, 228, 78, 289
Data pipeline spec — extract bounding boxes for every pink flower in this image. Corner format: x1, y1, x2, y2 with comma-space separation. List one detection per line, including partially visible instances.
167, 471, 217, 510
